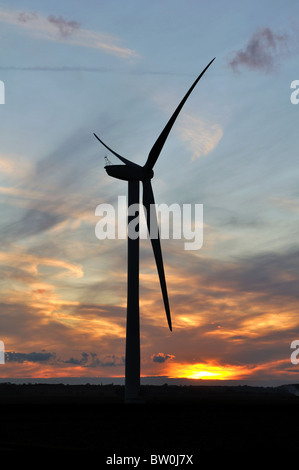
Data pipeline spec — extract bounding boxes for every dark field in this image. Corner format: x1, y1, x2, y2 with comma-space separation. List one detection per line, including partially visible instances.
0, 383, 298, 459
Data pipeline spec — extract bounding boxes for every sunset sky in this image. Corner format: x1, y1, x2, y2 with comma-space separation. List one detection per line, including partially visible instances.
1, 0, 299, 384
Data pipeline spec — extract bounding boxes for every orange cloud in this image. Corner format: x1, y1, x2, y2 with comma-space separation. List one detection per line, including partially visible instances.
0, 249, 83, 279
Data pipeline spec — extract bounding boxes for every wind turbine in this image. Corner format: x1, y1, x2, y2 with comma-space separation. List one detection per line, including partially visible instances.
94, 58, 215, 402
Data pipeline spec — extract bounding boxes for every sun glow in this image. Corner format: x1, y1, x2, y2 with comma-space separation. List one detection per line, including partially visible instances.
167, 362, 250, 380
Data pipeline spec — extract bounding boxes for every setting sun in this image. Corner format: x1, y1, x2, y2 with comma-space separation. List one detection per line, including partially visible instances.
167, 362, 250, 380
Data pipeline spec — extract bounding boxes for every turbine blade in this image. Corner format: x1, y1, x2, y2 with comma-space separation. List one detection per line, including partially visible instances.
144, 58, 215, 171
142, 179, 172, 331
93, 133, 139, 168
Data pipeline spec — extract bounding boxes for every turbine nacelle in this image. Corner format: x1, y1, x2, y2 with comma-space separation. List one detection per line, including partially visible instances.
105, 164, 154, 182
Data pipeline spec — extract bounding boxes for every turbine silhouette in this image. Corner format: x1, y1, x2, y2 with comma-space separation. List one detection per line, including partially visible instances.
94, 58, 215, 402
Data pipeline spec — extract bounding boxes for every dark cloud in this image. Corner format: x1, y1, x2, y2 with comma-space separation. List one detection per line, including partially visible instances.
5, 350, 125, 368
17, 11, 80, 38
6, 351, 55, 363
63, 351, 89, 366
152, 352, 175, 363
17, 11, 38, 23
47, 15, 80, 37
228, 27, 289, 73
63, 352, 125, 368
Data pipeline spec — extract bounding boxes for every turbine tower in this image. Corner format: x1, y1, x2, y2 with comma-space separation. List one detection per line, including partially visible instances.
94, 58, 215, 403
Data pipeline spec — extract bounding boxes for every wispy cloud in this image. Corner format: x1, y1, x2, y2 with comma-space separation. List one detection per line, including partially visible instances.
178, 113, 223, 160
0, 8, 139, 59
0, 66, 194, 75
153, 90, 223, 161
0, 65, 114, 73
0, 128, 104, 243
0, 249, 83, 279
228, 27, 290, 73
0, 153, 33, 180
